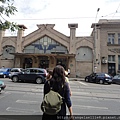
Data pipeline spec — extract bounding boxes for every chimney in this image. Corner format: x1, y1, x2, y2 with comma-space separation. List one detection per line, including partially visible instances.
68, 24, 78, 40
16, 25, 27, 53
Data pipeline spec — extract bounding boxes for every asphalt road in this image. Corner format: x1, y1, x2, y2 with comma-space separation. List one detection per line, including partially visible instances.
0, 78, 120, 116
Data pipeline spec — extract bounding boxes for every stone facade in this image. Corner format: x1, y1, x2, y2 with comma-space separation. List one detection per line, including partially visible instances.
0, 19, 120, 77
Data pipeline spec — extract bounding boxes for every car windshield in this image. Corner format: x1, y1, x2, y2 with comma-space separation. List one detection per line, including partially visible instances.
0, 69, 7, 72
113, 75, 119, 79
105, 74, 111, 77
11, 68, 24, 72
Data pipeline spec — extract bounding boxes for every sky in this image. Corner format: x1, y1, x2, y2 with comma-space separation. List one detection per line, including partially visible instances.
5, 0, 120, 36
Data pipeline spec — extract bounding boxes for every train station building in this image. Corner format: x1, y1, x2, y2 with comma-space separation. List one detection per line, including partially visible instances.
0, 19, 120, 77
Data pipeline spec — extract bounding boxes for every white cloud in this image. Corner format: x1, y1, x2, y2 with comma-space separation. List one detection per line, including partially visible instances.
5, 0, 120, 36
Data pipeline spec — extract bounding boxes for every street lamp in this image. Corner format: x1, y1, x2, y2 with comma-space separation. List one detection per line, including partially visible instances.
94, 8, 100, 73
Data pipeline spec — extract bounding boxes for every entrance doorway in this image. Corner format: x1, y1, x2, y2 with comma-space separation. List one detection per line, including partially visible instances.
108, 63, 116, 76
56, 58, 67, 70
39, 56, 49, 69
23, 58, 32, 68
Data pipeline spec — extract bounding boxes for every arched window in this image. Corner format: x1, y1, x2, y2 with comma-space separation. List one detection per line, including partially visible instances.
76, 47, 93, 61
3, 46, 15, 59
23, 36, 68, 54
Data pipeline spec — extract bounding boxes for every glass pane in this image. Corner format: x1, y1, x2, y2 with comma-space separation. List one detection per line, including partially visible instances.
108, 56, 111, 61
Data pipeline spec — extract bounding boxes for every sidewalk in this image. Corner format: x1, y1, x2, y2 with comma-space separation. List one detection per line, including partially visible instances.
69, 77, 84, 81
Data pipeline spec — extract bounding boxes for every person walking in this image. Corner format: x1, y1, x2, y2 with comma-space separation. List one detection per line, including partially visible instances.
42, 65, 74, 120
46, 70, 53, 81
65, 70, 72, 96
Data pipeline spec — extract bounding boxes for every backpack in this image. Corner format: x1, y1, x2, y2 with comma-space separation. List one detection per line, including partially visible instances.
41, 83, 63, 115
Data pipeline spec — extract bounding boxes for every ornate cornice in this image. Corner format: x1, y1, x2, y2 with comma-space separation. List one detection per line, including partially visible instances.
108, 48, 120, 53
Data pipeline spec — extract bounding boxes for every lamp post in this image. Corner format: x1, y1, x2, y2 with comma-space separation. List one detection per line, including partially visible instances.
94, 8, 100, 73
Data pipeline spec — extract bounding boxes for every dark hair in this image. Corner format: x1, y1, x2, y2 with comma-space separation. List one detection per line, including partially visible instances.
48, 70, 53, 75
50, 65, 66, 91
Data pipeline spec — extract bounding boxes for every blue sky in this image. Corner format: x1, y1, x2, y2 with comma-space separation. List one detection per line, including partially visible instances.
6, 0, 120, 36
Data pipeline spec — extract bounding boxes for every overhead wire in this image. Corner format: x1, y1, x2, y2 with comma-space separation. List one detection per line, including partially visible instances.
112, 3, 120, 18
101, 3, 120, 18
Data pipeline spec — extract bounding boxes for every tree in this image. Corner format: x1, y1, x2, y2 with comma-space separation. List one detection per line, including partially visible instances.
0, 0, 18, 31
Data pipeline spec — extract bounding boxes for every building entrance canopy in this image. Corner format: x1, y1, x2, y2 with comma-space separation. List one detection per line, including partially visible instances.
11, 53, 75, 57
11, 53, 75, 70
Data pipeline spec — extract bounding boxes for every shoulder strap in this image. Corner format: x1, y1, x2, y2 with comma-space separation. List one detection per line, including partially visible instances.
48, 80, 65, 93
48, 80, 53, 90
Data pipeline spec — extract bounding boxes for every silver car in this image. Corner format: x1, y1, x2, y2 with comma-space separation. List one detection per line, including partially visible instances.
9, 68, 24, 79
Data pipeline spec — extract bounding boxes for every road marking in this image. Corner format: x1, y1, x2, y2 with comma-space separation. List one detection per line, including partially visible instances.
16, 100, 39, 104
31, 89, 41, 92
72, 98, 99, 102
72, 91, 90, 95
79, 81, 88, 86
0, 91, 11, 99
73, 105, 108, 110
6, 107, 36, 113
23, 93, 41, 97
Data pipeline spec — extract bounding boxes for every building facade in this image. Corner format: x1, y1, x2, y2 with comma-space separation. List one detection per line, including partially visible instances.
0, 19, 120, 77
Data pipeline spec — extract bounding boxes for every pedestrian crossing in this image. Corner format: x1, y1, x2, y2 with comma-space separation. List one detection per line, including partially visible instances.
2, 80, 119, 115
69, 81, 88, 86
78, 81, 88, 86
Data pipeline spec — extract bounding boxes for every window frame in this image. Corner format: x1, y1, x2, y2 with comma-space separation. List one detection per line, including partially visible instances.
108, 33, 115, 44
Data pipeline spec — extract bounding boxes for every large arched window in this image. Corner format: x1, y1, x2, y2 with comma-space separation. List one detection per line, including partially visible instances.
23, 36, 68, 54
76, 47, 93, 61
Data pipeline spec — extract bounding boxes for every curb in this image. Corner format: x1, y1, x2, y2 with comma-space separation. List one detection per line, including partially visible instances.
69, 78, 84, 81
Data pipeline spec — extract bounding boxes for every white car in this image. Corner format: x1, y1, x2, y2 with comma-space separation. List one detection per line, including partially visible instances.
9, 68, 24, 78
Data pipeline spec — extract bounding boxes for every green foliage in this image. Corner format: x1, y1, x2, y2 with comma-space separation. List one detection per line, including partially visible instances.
0, 0, 18, 31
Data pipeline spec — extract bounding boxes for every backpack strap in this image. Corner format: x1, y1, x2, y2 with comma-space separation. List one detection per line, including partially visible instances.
48, 80, 65, 95
48, 80, 53, 90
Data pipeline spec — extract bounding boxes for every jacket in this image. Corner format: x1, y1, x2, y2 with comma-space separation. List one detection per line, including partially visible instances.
42, 79, 72, 118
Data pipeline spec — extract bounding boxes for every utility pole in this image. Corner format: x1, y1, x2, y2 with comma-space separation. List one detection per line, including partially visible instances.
94, 8, 100, 73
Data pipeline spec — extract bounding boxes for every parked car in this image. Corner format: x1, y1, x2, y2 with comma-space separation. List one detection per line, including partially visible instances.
85, 72, 112, 84
0, 81, 6, 92
112, 74, 120, 84
10, 68, 47, 84
9, 68, 25, 79
0, 68, 11, 78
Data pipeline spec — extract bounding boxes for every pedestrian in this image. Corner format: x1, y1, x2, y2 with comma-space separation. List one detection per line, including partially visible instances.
65, 70, 72, 96
42, 65, 74, 120
46, 70, 53, 80
68, 68, 70, 76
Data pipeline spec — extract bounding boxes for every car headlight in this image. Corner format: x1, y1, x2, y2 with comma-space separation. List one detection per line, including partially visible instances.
105, 79, 111, 81
0, 73, 3, 75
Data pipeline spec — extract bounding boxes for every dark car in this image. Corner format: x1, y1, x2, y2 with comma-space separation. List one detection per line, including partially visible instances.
112, 74, 120, 84
0, 68, 11, 78
10, 68, 47, 84
85, 72, 112, 84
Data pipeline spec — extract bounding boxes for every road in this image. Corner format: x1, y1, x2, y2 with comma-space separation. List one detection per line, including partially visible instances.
0, 78, 120, 116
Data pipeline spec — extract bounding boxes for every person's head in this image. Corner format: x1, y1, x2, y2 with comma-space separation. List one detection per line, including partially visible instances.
52, 65, 65, 84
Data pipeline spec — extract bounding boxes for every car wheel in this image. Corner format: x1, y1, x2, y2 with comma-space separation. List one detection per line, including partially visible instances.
3, 75, 6, 78
99, 79, 104, 84
12, 76, 18, 82
85, 78, 89, 82
36, 78, 42, 84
